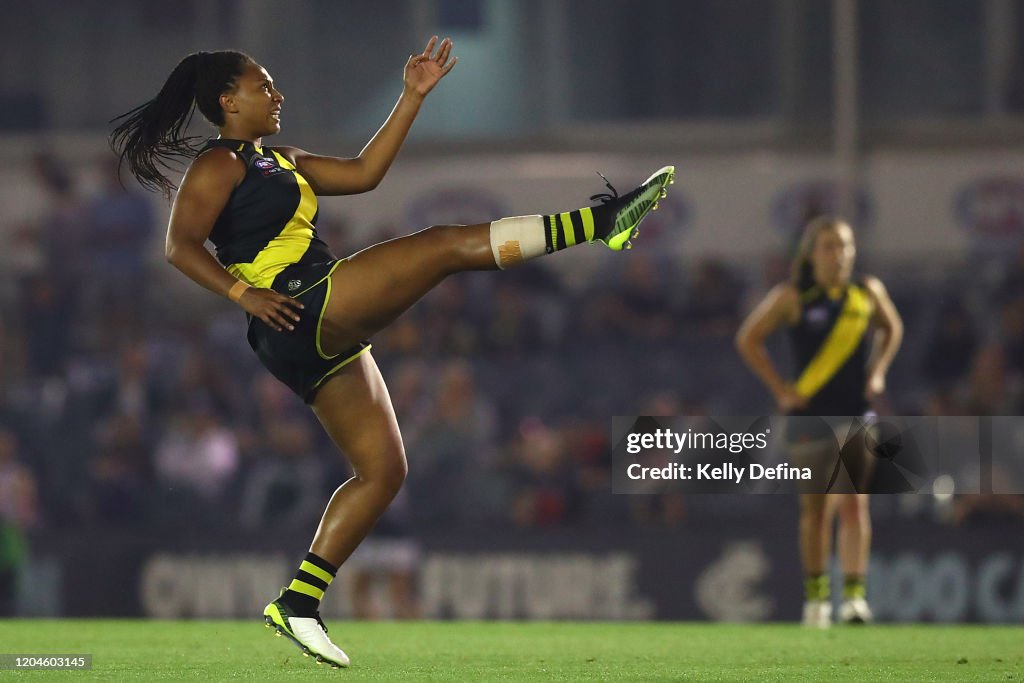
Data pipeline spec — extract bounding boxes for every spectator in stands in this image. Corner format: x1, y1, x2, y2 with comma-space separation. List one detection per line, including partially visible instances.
404, 360, 499, 525
87, 413, 153, 524
625, 392, 690, 527
999, 296, 1024, 379
86, 157, 156, 341
965, 344, 1020, 414
17, 154, 83, 378
576, 252, 675, 343
681, 257, 745, 338
507, 417, 580, 527
482, 279, 545, 353
560, 416, 618, 523
953, 461, 1024, 526
239, 416, 325, 531
923, 299, 978, 388
153, 394, 239, 507
995, 243, 1024, 304
94, 343, 165, 422
0, 428, 38, 615
417, 279, 483, 357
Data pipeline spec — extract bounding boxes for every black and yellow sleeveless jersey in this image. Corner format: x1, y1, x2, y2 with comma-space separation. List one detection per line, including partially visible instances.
201, 138, 334, 288
788, 280, 875, 416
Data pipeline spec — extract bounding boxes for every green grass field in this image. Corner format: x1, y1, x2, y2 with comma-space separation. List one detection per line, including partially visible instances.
0, 620, 1020, 681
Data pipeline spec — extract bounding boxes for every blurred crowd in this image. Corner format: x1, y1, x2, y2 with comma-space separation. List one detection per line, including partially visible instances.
1, 152, 1024, 561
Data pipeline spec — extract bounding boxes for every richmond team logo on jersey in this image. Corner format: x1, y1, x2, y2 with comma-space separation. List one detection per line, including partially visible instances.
254, 157, 286, 177
805, 305, 830, 329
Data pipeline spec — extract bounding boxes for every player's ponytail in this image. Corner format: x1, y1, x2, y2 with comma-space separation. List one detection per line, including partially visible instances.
790, 215, 848, 290
109, 50, 252, 198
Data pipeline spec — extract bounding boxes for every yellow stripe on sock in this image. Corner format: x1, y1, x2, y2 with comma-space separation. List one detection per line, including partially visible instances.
580, 207, 595, 241
288, 579, 325, 601
559, 212, 576, 247
300, 560, 335, 585
843, 578, 866, 599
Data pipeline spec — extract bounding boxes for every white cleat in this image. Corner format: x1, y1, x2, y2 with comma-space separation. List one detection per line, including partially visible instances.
802, 600, 832, 629
264, 594, 350, 668
839, 597, 874, 624
287, 616, 350, 667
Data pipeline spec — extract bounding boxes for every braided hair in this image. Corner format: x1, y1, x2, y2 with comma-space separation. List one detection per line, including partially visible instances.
109, 50, 253, 197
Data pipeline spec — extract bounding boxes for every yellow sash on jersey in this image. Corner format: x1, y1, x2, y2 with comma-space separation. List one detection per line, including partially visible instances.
227, 151, 318, 288
794, 285, 874, 399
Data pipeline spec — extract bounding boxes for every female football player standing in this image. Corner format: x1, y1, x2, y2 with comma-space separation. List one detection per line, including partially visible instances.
736, 216, 902, 627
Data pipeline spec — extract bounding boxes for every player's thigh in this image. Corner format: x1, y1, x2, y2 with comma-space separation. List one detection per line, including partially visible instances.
799, 492, 829, 518
311, 351, 407, 488
318, 225, 493, 351
789, 437, 842, 495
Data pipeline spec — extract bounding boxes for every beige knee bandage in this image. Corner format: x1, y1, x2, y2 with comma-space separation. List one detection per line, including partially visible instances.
488, 215, 546, 269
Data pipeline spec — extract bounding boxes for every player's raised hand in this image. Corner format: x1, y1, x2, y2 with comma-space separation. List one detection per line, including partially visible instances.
404, 36, 457, 98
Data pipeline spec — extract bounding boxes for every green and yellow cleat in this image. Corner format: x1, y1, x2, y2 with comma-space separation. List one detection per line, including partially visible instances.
594, 165, 676, 251
263, 590, 350, 668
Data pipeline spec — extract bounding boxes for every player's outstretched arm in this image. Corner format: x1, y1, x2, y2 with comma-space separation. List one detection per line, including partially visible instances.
276, 36, 457, 196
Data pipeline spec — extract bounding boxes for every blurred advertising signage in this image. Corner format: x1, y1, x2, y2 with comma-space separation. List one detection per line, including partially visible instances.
954, 176, 1024, 245
771, 179, 874, 243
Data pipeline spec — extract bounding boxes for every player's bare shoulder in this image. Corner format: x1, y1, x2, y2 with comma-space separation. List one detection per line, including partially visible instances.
860, 274, 901, 325
174, 146, 246, 201
770, 282, 802, 325
190, 146, 243, 175
861, 274, 888, 299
